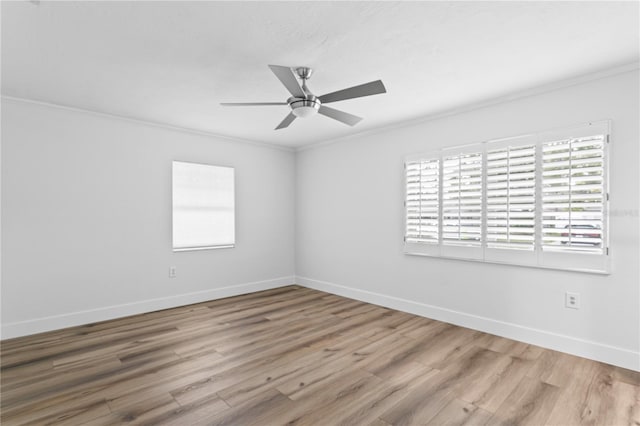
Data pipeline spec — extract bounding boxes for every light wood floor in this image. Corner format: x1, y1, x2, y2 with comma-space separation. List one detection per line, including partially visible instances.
1, 286, 638, 425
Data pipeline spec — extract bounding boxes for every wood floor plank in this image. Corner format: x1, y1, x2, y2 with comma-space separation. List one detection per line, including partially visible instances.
545, 358, 640, 426
152, 395, 230, 426
379, 346, 504, 426
327, 361, 438, 425
1, 286, 637, 426
426, 398, 493, 426
488, 376, 560, 426
194, 388, 294, 426
458, 354, 534, 413
218, 334, 371, 407
10, 399, 112, 426
106, 393, 181, 425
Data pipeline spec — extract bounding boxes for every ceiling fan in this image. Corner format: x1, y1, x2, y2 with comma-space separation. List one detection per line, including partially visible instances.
221, 65, 386, 130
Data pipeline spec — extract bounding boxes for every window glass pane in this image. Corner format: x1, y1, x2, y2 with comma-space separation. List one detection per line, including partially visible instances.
172, 161, 235, 250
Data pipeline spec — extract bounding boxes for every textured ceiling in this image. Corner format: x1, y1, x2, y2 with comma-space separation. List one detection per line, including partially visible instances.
2, 1, 638, 148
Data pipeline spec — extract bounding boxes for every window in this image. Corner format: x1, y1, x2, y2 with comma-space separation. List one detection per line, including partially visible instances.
172, 161, 235, 251
404, 122, 610, 273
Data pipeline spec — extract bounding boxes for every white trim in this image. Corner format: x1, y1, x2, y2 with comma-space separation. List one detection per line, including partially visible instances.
173, 245, 234, 252
402, 251, 610, 275
0, 96, 295, 153
296, 62, 640, 152
295, 276, 640, 372
0, 276, 295, 340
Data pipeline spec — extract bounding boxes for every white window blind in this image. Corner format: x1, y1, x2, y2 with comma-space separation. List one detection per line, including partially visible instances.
172, 161, 235, 251
486, 144, 536, 250
442, 152, 483, 246
404, 121, 610, 274
542, 135, 605, 254
405, 159, 439, 244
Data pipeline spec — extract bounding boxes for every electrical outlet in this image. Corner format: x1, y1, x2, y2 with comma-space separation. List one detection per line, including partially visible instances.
565, 292, 580, 309
169, 266, 176, 278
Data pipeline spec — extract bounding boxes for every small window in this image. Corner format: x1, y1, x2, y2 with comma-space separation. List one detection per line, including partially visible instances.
172, 161, 235, 251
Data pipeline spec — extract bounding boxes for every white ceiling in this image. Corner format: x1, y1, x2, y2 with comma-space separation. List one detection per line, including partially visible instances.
2, 1, 638, 149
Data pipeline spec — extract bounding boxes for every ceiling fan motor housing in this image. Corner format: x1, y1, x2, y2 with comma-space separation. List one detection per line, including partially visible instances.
289, 95, 320, 118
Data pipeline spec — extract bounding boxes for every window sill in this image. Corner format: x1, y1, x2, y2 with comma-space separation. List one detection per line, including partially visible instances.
173, 245, 235, 252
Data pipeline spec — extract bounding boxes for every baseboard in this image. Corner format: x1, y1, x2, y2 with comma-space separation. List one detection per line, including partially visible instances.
1, 276, 295, 340
296, 276, 640, 372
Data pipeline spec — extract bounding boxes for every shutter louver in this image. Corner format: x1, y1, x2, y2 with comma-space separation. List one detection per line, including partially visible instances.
542, 135, 605, 254
405, 159, 439, 243
486, 145, 536, 250
442, 152, 482, 246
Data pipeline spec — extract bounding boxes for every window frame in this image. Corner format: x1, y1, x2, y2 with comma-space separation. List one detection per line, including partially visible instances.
404, 121, 611, 274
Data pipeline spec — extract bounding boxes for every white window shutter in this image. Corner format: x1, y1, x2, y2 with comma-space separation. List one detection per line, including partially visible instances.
440, 148, 483, 260
537, 121, 610, 273
442, 152, 483, 245
405, 159, 439, 244
486, 144, 536, 250
542, 135, 605, 254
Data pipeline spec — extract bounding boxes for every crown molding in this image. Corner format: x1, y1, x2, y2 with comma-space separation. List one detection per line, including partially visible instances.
0, 95, 296, 153
4, 61, 638, 153
296, 61, 640, 153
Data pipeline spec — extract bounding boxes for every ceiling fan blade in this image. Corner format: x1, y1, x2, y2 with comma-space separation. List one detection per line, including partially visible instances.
268, 65, 305, 98
318, 80, 386, 104
275, 112, 296, 130
318, 106, 363, 126
220, 102, 287, 106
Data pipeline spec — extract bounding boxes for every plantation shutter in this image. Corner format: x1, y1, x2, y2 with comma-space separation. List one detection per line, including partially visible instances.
404, 155, 441, 256
539, 122, 609, 273
405, 159, 439, 244
440, 147, 483, 259
484, 136, 538, 265
486, 144, 536, 249
542, 135, 605, 253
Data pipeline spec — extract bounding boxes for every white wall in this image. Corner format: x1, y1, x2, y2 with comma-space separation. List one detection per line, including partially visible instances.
1, 98, 296, 338
296, 70, 640, 370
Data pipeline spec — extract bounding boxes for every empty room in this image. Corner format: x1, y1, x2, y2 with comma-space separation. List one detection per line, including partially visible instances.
1, 1, 639, 425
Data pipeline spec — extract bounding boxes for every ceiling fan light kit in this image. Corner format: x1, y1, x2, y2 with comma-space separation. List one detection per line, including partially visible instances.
221, 65, 386, 130
289, 96, 320, 118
